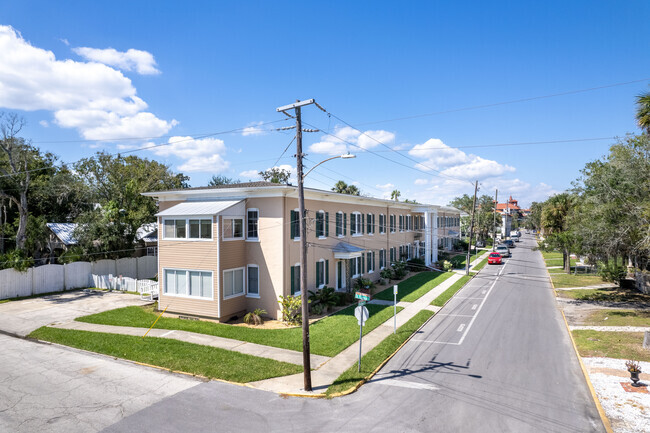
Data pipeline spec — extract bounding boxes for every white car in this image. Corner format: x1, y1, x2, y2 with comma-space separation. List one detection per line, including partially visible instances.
496, 244, 510, 258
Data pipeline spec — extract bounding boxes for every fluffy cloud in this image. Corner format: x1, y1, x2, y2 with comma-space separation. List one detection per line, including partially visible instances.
309, 126, 395, 156
440, 156, 515, 180
150, 136, 229, 173
239, 169, 261, 180
241, 121, 266, 136
0, 25, 175, 140
73, 46, 160, 75
414, 178, 428, 185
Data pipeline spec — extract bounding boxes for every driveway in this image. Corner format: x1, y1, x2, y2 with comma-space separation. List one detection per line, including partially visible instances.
0, 290, 150, 337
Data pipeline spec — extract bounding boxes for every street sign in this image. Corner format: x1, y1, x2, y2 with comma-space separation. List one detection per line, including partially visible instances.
393, 285, 398, 295
354, 305, 369, 326
355, 291, 370, 302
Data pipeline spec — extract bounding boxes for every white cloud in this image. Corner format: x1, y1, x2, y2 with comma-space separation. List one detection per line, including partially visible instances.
150, 136, 229, 173
409, 138, 468, 170
73, 46, 160, 75
376, 183, 394, 190
309, 126, 394, 156
0, 25, 174, 139
39, 120, 48, 127
414, 178, 428, 185
239, 169, 261, 180
241, 121, 266, 136
60, 38, 69, 46
440, 156, 515, 180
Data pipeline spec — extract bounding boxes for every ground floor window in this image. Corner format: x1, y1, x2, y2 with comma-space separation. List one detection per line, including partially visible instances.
367, 250, 375, 273
291, 264, 300, 295
247, 265, 259, 297
164, 269, 212, 298
379, 249, 386, 269
223, 267, 244, 298
351, 256, 362, 277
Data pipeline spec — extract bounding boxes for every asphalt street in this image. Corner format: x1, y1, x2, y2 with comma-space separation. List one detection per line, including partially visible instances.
100, 234, 605, 433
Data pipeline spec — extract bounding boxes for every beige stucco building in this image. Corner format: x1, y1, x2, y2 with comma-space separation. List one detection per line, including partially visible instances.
143, 182, 461, 321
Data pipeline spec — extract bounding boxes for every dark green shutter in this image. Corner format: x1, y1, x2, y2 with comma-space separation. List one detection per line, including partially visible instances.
290, 211, 295, 238
325, 212, 329, 237
316, 262, 320, 286
344, 213, 347, 235
361, 253, 365, 274
325, 260, 329, 284
361, 214, 365, 234
290, 266, 295, 295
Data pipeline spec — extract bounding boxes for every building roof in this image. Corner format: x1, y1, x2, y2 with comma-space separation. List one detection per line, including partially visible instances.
153, 181, 279, 193
331, 241, 364, 259
46, 223, 79, 245
156, 200, 243, 217
136, 222, 158, 243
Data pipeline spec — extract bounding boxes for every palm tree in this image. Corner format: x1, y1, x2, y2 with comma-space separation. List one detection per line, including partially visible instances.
635, 92, 650, 134
391, 190, 401, 201
541, 193, 575, 273
332, 180, 360, 196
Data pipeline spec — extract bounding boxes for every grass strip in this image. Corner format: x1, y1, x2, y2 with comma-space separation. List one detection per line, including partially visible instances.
550, 273, 605, 288
546, 258, 577, 267
555, 287, 650, 303
374, 271, 452, 303
450, 251, 481, 269
582, 309, 650, 327
541, 251, 563, 260
78, 303, 401, 357
572, 330, 650, 362
472, 257, 489, 272
326, 310, 434, 396
29, 327, 302, 382
431, 275, 472, 307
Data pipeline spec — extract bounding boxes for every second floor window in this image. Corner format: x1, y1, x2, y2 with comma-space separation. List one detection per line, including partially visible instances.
164, 218, 211, 240
247, 209, 258, 239
316, 211, 329, 238
351, 212, 362, 235
223, 218, 243, 239
379, 214, 385, 234
390, 214, 396, 232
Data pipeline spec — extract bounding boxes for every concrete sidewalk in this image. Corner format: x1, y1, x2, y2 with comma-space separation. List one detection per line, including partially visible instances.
50, 321, 331, 367
247, 271, 464, 395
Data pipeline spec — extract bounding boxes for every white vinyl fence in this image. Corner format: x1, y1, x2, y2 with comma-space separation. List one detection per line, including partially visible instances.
0, 256, 157, 300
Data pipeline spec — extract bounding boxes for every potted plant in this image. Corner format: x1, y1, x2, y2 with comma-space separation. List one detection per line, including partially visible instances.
625, 360, 642, 387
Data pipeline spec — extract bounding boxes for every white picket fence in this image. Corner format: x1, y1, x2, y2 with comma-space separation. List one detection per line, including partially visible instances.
0, 256, 157, 300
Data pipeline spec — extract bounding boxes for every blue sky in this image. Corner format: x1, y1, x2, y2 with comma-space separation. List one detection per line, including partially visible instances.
1, 1, 648, 207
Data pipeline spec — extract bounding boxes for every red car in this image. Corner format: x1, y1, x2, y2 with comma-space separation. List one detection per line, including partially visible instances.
488, 252, 502, 265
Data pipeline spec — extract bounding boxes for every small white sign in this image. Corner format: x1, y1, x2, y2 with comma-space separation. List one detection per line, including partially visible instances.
393, 285, 398, 295
355, 305, 369, 326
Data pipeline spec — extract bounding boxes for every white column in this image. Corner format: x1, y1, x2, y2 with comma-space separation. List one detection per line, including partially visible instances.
424, 211, 431, 266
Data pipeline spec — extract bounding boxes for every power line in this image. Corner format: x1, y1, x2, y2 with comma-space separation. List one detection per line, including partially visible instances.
352, 77, 650, 127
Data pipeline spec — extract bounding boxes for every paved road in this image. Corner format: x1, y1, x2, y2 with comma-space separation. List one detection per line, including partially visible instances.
100, 234, 604, 433
0, 334, 201, 433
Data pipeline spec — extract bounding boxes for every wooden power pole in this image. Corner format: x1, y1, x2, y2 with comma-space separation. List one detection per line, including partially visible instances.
466, 181, 478, 275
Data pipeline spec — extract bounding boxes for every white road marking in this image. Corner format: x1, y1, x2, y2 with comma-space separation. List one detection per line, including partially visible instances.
452, 297, 486, 300
412, 339, 460, 345
456, 260, 507, 346
435, 314, 475, 317
481, 290, 487, 294
457, 324, 466, 332
373, 378, 439, 391
471, 304, 478, 310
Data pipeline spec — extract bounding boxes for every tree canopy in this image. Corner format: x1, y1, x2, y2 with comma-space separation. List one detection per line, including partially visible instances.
332, 180, 360, 196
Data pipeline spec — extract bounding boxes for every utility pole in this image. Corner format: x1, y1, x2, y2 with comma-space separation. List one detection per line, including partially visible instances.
492, 189, 498, 252
276, 98, 315, 391
466, 181, 478, 276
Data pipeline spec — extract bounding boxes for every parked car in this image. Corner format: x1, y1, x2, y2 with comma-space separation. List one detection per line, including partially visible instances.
504, 239, 516, 248
476, 240, 485, 248
496, 244, 510, 257
488, 252, 502, 265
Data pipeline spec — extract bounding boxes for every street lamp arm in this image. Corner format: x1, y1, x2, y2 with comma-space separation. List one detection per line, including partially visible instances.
303, 154, 356, 179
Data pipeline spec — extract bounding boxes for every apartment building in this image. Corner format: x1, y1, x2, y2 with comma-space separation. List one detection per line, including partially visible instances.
143, 182, 461, 321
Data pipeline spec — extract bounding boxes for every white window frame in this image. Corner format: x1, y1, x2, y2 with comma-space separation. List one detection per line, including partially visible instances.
223, 267, 246, 299
367, 250, 375, 274
223, 217, 245, 241
351, 211, 362, 237
292, 208, 301, 241
336, 211, 344, 238
316, 210, 326, 239
379, 213, 386, 234
246, 264, 260, 298
162, 216, 213, 241
351, 256, 361, 278
316, 258, 326, 289
292, 261, 302, 296
246, 208, 259, 242
162, 267, 213, 300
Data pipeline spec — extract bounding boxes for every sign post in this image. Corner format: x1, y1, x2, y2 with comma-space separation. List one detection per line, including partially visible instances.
354, 304, 369, 372
393, 285, 398, 334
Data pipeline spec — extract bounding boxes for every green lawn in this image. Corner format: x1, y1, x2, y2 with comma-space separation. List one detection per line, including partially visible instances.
77, 303, 401, 357
29, 327, 302, 382
472, 257, 489, 272
582, 309, 650, 327
374, 271, 453, 302
551, 273, 605, 288
450, 251, 481, 269
326, 310, 434, 396
432, 275, 472, 307
541, 251, 563, 260
572, 330, 650, 362
556, 287, 650, 303
545, 258, 577, 267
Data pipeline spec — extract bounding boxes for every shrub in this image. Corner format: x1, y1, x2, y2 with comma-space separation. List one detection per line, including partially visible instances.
278, 295, 304, 325
380, 267, 394, 281
392, 261, 407, 279
406, 258, 425, 272
333, 291, 354, 306
0, 249, 32, 272
436, 260, 453, 272
308, 286, 337, 313
243, 308, 267, 326
598, 262, 627, 285
353, 277, 375, 291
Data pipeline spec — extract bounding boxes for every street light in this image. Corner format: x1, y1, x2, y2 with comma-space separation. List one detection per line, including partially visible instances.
303, 153, 356, 178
